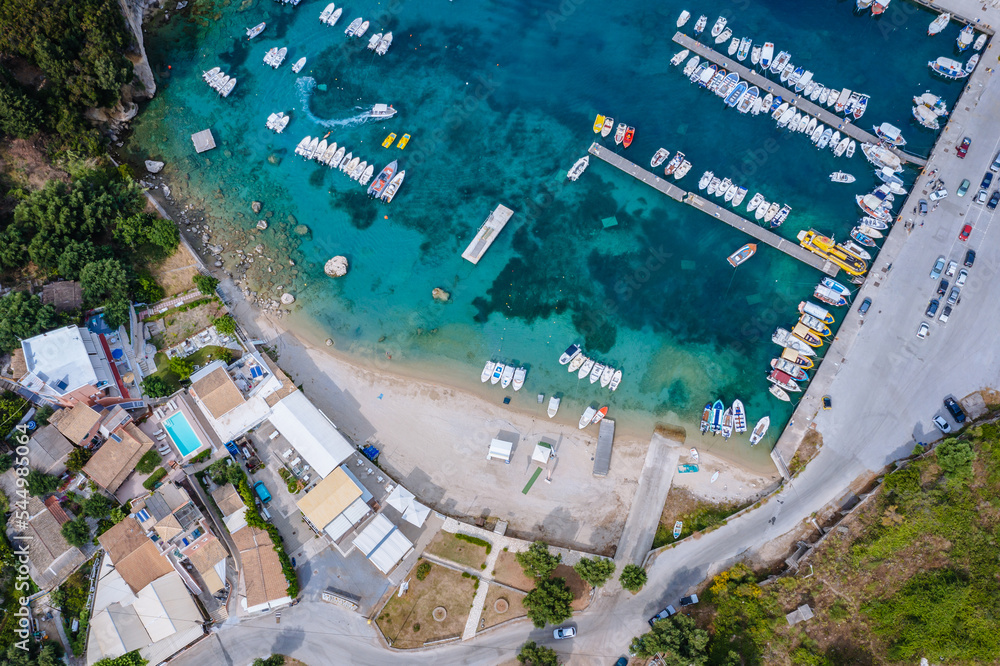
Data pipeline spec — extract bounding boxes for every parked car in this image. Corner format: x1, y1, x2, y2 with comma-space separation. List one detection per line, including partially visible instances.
957, 136, 971, 158
930, 256, 946, 279
958, 179, 971, 197
959, 224, 972, 241
918, 199, 928, 215
933, 415, 952, 433
945, 260, 958, 277
648, 606, 678, 627
947, 287, 960, 305
936, 279, 949, 296
859, 297, 872, 316
615, 659, 629, 666
680, 594, 700, 607
992, 149, 1000, 172
977, 188, 989, 204
945, 397, 967, 423
956, 269, 968, 287
982, 172, 993, 190
989, 190, 1000, 210
965, 249, 976, 267
929, 188, 948, 201
939, 305, 952, 324
553, 627, 576, 640
916, 322, 930, 339
925, 299, 939, 317
253, 481, 272, 504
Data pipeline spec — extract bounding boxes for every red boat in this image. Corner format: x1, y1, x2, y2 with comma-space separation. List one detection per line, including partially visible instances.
622, 126, 635, 148
591, 406, 609, 424
366, 160, 397, 198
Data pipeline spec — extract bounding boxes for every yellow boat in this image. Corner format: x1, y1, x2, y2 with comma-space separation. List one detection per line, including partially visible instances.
781, 347, 814, 370
593, 114, 606, 133
397, 133, 410, 149
796, 229, 868, 276
382, 132, 397, 148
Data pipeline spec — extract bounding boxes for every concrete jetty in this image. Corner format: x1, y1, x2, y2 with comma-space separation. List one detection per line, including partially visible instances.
672, 32, 928, 168
462, 204, 515, 264
588, 143, 839, 277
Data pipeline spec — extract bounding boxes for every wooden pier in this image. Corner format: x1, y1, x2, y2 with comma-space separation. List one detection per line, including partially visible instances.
672, 32, 928, 168
588, 143, 839, 277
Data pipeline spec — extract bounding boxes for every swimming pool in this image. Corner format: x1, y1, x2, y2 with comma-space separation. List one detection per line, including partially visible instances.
163, 411, 205, 458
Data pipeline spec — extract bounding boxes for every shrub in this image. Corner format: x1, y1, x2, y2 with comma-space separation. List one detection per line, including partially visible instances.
34, 404, 54, 425
936, 438, 975, 486
523, 578, 573, 628
573, 556, 616, 588
412, 623, 420, 632
415, 561, 431, 580
516, 541, 561, 581
517, 641, 559, 666
213, 314, 236, 336
135, 450, 161, 474
189, 449, 211, 464
142, 468, 167, 490
82, 493, 116, 519
27, 469, 60, 495
66, 447, 93, 472
619, 564, 648, 592
455, 532, 491, 553
61, 516, 91, 547
0, 454, 12, 473
168, 355, 194, 380
141, 375, 173, 399
193, 274, 219, 295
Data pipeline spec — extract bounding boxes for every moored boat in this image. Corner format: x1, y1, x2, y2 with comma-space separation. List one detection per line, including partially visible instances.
749, 416, 770, 445
677, 10, 691, 27
767, 369, 801, 392
711, 16, 726, 38
957, 24, 974, 51
568, 354, 586, 373
928, 12, 950, 35
381, 170, 405, 203
830, 171, 856, 183
491, 363, 504, 385
928, 56, 969, 79
732, 399, 747, 432
700, 403, 712, 433
512, 366, 526, 391
760, 42, 774, 69
670, 49, 690, 66
547, 396, 560, 418
771, 358, 808, 380
609, 369, 622, 391
651, 148, 670, 168
873, 122, 906, 147
727, 243, 756, 268
567, 156, 589, 181
600, 365, 614, 388
623, 126, 635, 148
481, 361, 495, 383
246, 22, 266, 39
693, 15, 707, 34
769, 385, 791, 402
710, 399, 724, 433
559, 343, 582, 365
589, 362, 604, 384
500, 364, 514, 388
614, 123, 627, 145
579, 406, 597, 429
366, 160, 397, 198
578, 357, 595, 379
601, 117, 614, 137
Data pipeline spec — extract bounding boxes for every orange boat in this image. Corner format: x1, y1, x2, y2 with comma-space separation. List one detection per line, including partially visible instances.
591, 406, 609, 425
623, 126, 635, 148
727, 243, 756, 267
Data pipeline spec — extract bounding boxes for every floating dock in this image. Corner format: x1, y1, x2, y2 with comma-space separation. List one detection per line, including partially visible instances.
462, 204, 514, 264
594, 418, 615, 477
671, 32, 928, 168
588, 143, 839, 277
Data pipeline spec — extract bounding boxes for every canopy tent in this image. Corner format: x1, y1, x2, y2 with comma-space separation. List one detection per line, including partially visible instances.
385, 485, 415, 512
354, 514, 394, 557
531, 442, 552, 467
368, 529, 413, 574
401, 500, 430, 528
487, 438, 513, 464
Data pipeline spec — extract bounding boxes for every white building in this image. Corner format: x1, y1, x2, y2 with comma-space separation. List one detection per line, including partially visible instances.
14, 325, 124, 407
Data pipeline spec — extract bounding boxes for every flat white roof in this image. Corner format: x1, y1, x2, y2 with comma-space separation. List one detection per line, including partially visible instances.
269, 391, 354, 478
354, 514, 394, 557
368, 528, 412, 574
22, 325, 108, 395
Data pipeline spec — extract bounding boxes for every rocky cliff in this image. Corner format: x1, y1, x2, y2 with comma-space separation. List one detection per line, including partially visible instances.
87, 0, 157, 127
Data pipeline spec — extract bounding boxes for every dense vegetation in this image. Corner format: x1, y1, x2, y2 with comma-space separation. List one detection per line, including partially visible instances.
0, 0, 136, 149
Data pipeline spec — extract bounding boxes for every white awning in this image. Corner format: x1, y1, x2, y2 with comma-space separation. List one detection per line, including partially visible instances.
368, 529, 413, 574
531, 442, 552, 467
487, 438, 512, 463
269, 391, 354, 478
401, 500, 430, 528
385, 485, 415, 512
323, 497, 371, 541
353, 514, 394, 556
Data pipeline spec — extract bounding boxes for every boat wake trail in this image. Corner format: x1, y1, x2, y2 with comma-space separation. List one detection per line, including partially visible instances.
296, 77, 372, 128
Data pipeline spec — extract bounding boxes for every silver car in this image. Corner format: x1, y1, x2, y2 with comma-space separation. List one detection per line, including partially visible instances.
930, 256, 946, 279
956, 269, 968, 287
947, 287, 960, 305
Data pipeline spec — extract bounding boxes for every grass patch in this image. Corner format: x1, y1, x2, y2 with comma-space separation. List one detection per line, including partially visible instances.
653, 496, 750, 549
52, 556, 99, 656
147, 344, 236, 390
455, 532, 492, 554
491, 551, 536, 592
375, 562, 475, 648
425, 531, 489, 570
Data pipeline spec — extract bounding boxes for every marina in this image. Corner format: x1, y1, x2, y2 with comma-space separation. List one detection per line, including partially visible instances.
587, 143, 838, 276
672, 31, 928, 168
461, 204, 515, 264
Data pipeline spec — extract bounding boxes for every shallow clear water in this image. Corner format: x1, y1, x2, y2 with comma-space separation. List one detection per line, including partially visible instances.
126, 0, 969, 467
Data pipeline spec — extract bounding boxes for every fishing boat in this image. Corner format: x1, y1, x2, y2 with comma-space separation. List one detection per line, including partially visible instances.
512, 367, 526, 391
732, 399, 747, 432
772, 328, 817, 356
715, 26, 733, 45
749, 416, 770, 446
578, 357, 595, 379
767, 369, 801, 392
725, 81, 748, 107
769, 384, 791, 402
601, 117, 614, 137
798, 301, 833, 325
928, 12, 950, 35
699, 63, 718, 88
711, 16, 727, 38
366, 160, 397, 198
727, 243, 756, 267
500, 364, 514, 388
381, 170, 405, 203
762, 43, 776, 70
673, 161, 692, 180
608, 370, 622, 391
591, 406, 609, 425
746, 192, 764, 211
966, 53, 980, 74
673, 521, 683, 538
600, 365, 614, 388
291, 57, 306, 73
614, 123, 627, 145
861, 142, 902, 172
782, 347, 815, 369
710, 400, 724, 433
670, 49, 690, 66
841, 239, 872, 261
559, 344, 581, 365
698, 171, 713, 190
677, 10, 691, 27
716, 72, 739, 99
733, 187, 747, 206
737, 37, 751, 61
750, 44, 761, 65
651, 148, 670, 169
706, 68, 726, 93
873, 122, 906, 147
568, 353, 586, 373
547, 396, 560, 418
928, 56, 969, 79
593, 114, 606, 133
912, 104, 941, 129
491, 363, 504, 385
622, 127, 635, 148
830, 171, 856, 183
771, 204, 791, 228
737, 86, 758, 113
800, 313, 832, 337
957, 24, 974, 51
664, 152, 685, 176
481, 361, 495, 383
700, 403, 712, 433
780, 63, 794, 83
578, 406, 597, 429
589, 362, 604, 384
246, 22, 266, 39
345, 17, 362, 36
849, 228, 876, 247
694, 15, 707, 35
567, 156, 589, 181
721, 408, 734, 439
728, 37, 739, 56
771, 358, 808, 380
872, 0, 890, 15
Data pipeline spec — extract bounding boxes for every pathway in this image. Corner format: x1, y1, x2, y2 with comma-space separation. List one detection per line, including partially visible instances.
612, 433, 679, 567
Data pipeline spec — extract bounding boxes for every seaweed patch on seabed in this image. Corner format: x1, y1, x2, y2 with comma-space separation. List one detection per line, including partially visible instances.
336, 192, 379, 230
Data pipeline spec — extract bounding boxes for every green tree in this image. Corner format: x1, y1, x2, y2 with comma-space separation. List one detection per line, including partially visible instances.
135, 450, 161, 475
26, 468, 59, 495
66, 447, 93, 472
103, 296, 131, 329
133, 275, 165, 304
81, 258, 129, 304
523, 577, 573, 628
0, 454, 11, 473
213, 314, 236, 336
114, 213, 179, 258
146, 217, 180, 256
169, 355, 194, 380
91, 649, 148, 666
0, 291, 58, 353
61, 516, 91, 547
36, 642, 62, 666
936, 438, 975, 486
251, 657, 284, 666
517, 640, 559, 666
0, 76, 42, 138
83, 492, 116, 518
193, 274, 219, 295
619, 564, 648, 592
34, 404, 54, 425
573, 556, 616, 588
141, 375, 173, 399
57, 239, 100, 279
415, 561, 431, 581
630, 614, 710, 663
516, 541, 561, 581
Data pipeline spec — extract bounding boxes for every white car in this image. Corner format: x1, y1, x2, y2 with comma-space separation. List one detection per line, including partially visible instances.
945, 260, 958, 277
916, 322, 929, 339
956, 269, 968, 287
553, 626, 577, 640
929, 188, 948, 201
933, 415, 952, 433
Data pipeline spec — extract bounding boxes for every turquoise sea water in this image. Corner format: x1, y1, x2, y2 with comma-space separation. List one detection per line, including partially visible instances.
125, 0, 971, 467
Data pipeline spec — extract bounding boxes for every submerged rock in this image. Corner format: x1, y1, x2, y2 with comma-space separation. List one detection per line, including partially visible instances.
252, 201, 262, 213
294, 224, 310, 236
281, 293, 295, 304
432, 287, 450, 302
257, 220, 268, 230
145, 160, 164, 173
325, 256, 349, 277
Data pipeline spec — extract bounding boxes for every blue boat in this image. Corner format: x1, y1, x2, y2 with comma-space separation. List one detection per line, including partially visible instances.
710, 399, 725, 433
725, 81, 747, 107
677, 464, 700, 473
769, 95, 783, 113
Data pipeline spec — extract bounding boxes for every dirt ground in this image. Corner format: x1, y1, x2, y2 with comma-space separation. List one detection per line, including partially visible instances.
492, 551, 535, 592
375, 562, 476, 649
552, 564, 592, 611
0, 138, 70, 192
425, 532, 489, 570
789, 428, 824, 476
150, 298, 226, 348
148, 243, 201, 297
479, 585, 527, 631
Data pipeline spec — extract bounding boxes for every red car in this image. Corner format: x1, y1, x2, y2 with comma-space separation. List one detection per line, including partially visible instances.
957, 137, 971, 158
959, 224, 972, 241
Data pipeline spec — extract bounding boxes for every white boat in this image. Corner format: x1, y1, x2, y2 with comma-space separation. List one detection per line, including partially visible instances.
957, 24, 974, 51
833, 137, 850, 157
732, 187, 747, 206
873, 122, 906, 147
846, 140, 856, 158
369, 103, 397, 119
829, 131, 841, 151
746, 192, 764, 212
928, 56, 968, 79
356, 20, 370, 38
294, 136, 311, 155
728, 37, 739, 56
600, 365, 614, 388
670, 49, 690, 66
763, 202, 781, 223
724, 183, 738, 202
819, 87, 829, 105
928, 12, 950, 35
711, 16, 727, 38
291, 57, 306, 73
830, 171, 855, 183
737, 37, 751, 61
780, 63, 794, 83
677, 10, 691, 28
650, 148, 670, 168
771, 101, 789, 120
350, 160, 367, 180
817, 127, 833, 149
693, 15, 707, 35
327, 7, 342, 25
567, 156, 589, 181
975, 33, 988, 51
861, 142, 902, 172
750, 44, 761, 65
698, 171, 713, 190
716, 177, 732, 198
263, 47, 278, 65
500, 364, 514, 389
559, 343, 581, 365
609, 369, 622, 391
732, 399, 747, 432
568, 354, 587, 373
547, 396, 560, 418
313, 140, 328, 161
328, 146, 345, 168
512, 367, 526, 391
319, 3, 336, 22
913, 91, 949, 117
760, 42, 774, 70
319, 142, 337, 164
376, 32, 393, 55
795, 70, 813, 93
367, 32, 383, 50
755, 200, 769, 220
381, 170, 405, 203
715, 26, 733, 45
737, 86, 758, 113
345, 17, 362, 36
246, 22, 266, 39
579, 407, 597, 429
359, 164, 374, 185
841, 240, 871, 261
220, 78, 236, 97
491, 363, 504, 385
673, 160, 692, 180
749, 416, 770, 446
578, 357, 595, 379
805, 117, 817, 137
810, 124, 824, 144
825, 89, 838, 108
750, 96, 763, 116
770, 50, 790, 75
343, 155, 360, 174
707, 177, 721, 195
338, 152, 353, 170
589, 362, 604, 384
683, 55, 701, 77
271, 46, 287, 68
202, 66, 220, 81
835, 88, 851, 112
481, 361, 495, 383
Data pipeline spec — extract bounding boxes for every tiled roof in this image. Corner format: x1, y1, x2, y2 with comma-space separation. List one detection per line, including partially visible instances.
190, 367, 245, 419
52, 404, 101, 445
